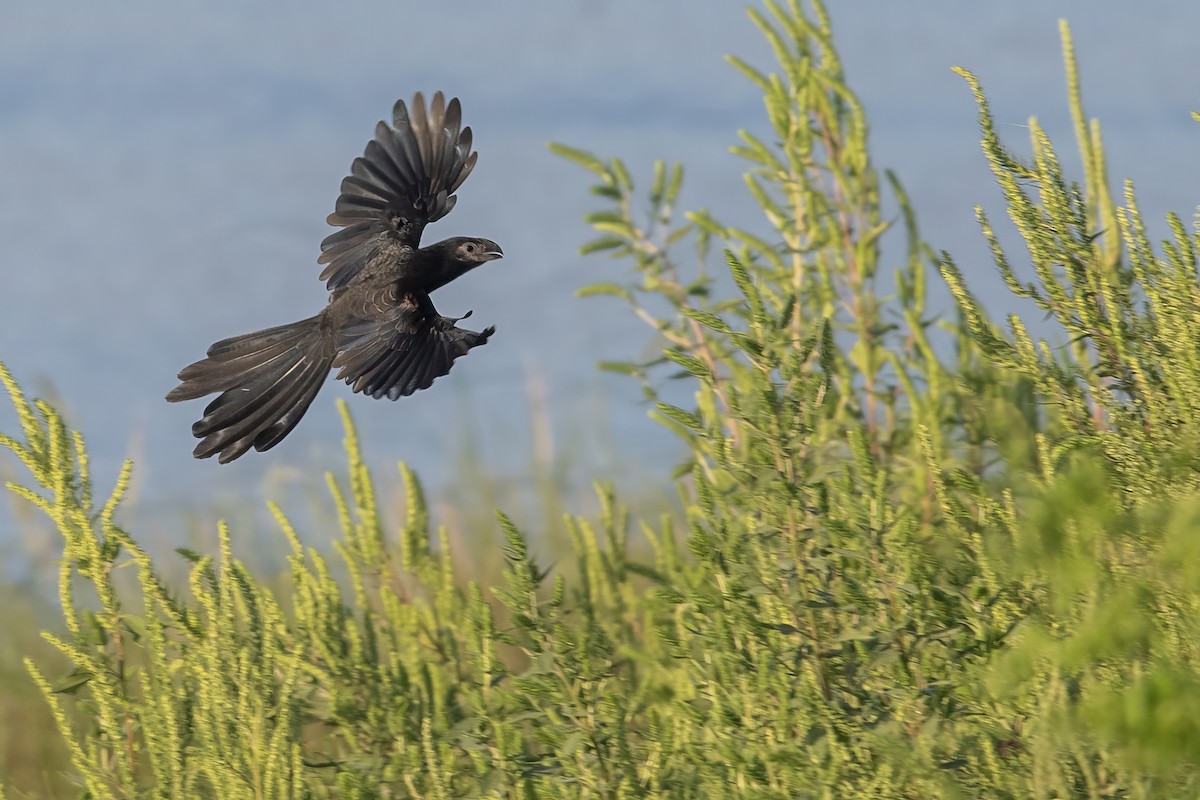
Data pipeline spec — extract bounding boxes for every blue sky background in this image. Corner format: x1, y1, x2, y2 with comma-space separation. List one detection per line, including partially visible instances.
1, 2, 1196, 537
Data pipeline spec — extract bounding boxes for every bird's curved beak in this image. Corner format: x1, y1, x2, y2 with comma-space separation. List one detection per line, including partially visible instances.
482, 240, 504, 260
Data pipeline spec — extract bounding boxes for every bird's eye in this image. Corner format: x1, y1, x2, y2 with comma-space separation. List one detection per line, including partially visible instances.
465, 243, 476, 253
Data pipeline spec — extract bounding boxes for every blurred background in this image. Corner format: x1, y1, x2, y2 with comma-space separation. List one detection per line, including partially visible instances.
1, 1, 1197, 538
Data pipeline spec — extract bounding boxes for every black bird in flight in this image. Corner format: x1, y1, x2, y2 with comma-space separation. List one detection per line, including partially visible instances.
167, 92, 502, 463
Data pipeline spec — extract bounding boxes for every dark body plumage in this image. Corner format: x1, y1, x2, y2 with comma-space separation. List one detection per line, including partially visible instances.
167, 92, 502, 463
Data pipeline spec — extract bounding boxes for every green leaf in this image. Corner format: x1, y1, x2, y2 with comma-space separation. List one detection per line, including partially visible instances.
583, 210, 628, 226
650, 159, 666, 205
726, 54, 770, 91
611, 157, 634, 191
681, 306, 732, 334
575, 282, 631, 301
51, 669, 93, 695
597, 360, 642, 376
548, 142, 609, 178
579, 236, 627, 256
725, 250, 766, 325
666, 162, 685, 205
655, 402, 703, 431
663, 349, 710, 380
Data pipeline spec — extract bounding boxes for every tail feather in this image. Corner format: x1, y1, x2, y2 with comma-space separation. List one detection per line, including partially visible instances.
192, 357, 303, 437
194, 355, 326, 463
167, 315, 334, 463
251, 365, 328, 453
168, 325, 313, 403
192, 347, 311, 433
207, 319, 318, 358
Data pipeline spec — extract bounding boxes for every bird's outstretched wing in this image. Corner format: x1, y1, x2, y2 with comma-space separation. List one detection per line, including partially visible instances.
332, 284, 493, 400
319, 92, 478, 291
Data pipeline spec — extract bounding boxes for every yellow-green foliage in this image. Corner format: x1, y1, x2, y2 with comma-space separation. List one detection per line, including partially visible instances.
3, 2, 1200, 797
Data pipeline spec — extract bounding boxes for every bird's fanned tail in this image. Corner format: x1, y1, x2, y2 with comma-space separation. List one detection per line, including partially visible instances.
166, 315, 335, 463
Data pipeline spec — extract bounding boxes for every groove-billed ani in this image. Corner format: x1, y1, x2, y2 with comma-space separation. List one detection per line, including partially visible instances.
167, 92, 502, 463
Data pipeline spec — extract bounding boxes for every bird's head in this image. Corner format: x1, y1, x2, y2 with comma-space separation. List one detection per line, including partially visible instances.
449, 237, 504, 265
422, 236, 504, 291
